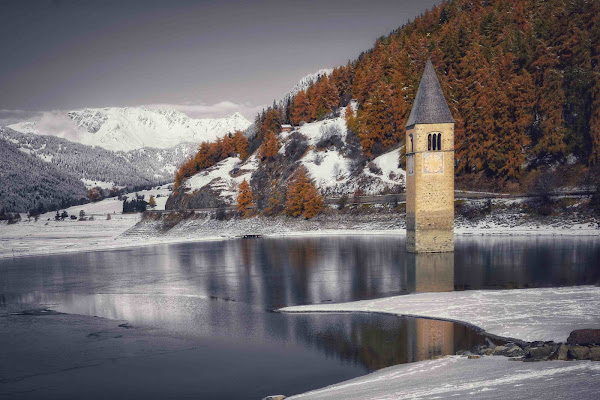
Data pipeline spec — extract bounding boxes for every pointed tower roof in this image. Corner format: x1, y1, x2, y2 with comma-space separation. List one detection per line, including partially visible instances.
405, 58, 454, 127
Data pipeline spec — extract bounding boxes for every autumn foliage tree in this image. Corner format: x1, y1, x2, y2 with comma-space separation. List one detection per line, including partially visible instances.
288, 0, 600, 183
260, 131, 279, 160
285, 167, 324, 219
237, 179, 253, 216
174, 132, 250, 188
232, 131, 249, 160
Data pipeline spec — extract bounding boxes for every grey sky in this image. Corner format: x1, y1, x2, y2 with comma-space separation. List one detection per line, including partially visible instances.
0, 0, 441, 121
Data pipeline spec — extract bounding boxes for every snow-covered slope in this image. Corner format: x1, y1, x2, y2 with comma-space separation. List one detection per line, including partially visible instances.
9, 107, 252, 152
176, 106, 405, 204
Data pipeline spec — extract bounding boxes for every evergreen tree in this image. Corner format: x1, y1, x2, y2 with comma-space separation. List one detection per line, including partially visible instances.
285, 167, 324, 219
237, 178, 253, 216
260, 131, 279, 160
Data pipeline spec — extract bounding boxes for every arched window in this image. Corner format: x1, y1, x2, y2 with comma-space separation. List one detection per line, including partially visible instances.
432, 134, 437, 151
428, 134, 432, 151
409, 134, 414, 153
437, 133, 442, 151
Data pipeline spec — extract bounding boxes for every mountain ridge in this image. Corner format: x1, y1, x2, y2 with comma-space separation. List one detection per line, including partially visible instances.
9, 107, 252, 152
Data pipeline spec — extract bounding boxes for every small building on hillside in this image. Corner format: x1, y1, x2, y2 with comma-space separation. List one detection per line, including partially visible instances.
281, 124, 292, 133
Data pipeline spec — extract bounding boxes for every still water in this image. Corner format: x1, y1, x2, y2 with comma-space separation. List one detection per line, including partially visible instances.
1, 235, 599, 399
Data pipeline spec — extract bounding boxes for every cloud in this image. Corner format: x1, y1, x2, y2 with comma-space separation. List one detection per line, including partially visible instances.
35, 111, 82, 141
1, 109, 81, 140
143, 101, 266, 120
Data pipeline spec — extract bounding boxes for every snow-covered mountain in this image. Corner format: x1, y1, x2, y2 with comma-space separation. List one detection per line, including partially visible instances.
9, 107, 252, 152
0, 126, 197, 189
279, 68, 333, 104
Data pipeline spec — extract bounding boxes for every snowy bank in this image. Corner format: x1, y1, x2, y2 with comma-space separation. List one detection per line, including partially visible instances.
287, 355, 600, 400
280, 286, 600, 343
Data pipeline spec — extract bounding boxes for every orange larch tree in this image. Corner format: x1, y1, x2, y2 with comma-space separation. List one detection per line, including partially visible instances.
260, 131, 279, 161
237, 179, 253, 216
284, 167, 324, 219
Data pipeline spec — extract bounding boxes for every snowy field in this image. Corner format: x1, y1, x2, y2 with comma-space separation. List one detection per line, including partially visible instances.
0, 185, 173, 259
287, 356, 600, 400
280, 286, 600, 343
0, 214, 141, 259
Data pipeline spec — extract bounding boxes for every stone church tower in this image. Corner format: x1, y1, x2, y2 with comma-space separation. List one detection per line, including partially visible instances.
405, 58, 455, 253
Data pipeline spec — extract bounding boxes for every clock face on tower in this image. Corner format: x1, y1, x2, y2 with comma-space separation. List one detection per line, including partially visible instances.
423, 152, 444, 174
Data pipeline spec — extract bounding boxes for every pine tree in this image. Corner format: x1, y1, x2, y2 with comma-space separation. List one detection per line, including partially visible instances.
260, 131, 279, 160
232, 131, 249, 160
285, 167, 324, 219
220, 135, 235, 159
237, 179, 253, 216
291, 90, 311, 125
356, 81, 398, 158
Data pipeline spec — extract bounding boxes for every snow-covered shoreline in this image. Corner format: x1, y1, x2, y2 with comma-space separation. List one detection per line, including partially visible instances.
1, 212, 599, 260
286, 355, 600, 400
280, 286, 600, 343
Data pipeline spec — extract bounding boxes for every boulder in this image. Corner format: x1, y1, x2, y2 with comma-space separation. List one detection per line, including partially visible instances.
589, 347, 600, 361
567, 329, 600, 346
494, 343, 525, 357
567, 346, 591, 360
555, 344, 569, 361
526, 345, 556, 361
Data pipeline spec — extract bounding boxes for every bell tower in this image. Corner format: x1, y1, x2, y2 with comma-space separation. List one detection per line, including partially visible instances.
405, 58, 455, 253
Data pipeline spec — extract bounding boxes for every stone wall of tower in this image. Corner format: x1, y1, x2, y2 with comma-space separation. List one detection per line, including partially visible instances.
406, 122, 454, 253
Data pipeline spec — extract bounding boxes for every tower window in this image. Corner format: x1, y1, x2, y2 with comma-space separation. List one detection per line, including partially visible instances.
428, 134, 432, 151
410, 134, 414, 153
437, 133, 442, 151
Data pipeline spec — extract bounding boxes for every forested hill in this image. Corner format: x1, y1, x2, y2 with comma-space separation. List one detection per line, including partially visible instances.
280, 0, 599, 187
0, 138, 88, 213
0, 127, 197, 189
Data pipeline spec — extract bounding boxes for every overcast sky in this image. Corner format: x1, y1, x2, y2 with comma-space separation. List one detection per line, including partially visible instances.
0, 0, 441, 123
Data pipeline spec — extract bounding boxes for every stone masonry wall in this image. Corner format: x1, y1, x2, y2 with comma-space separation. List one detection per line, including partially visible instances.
406, 123, 454, 253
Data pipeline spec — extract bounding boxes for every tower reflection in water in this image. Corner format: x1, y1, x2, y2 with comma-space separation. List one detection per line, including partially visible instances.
306, 252, 486, 371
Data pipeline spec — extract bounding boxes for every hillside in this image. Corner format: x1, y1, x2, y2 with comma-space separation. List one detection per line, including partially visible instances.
167, 106, 405, 210
0, 127, 195, 188
281, 0, 600, 188
0, 138, 88, 212
9, 107, 252, 152
167, 0, 600, 215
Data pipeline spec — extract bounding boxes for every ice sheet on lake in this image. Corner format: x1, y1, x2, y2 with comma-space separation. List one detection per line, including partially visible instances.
281, 286, 600, 342
288, 356, 600, 400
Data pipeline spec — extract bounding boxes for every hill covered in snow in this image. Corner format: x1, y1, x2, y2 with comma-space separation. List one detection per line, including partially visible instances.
167, 106, 405, 209
9, 107, 252, 152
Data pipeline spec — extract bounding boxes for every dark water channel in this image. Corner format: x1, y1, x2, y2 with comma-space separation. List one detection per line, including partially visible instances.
1, 235, 599, 399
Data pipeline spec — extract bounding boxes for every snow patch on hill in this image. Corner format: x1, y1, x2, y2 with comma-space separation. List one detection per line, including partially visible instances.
186, 155, 259, 203
9, 107, 252, 152
302, 149, 351, 192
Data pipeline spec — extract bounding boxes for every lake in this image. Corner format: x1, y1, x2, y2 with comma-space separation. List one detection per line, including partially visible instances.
1, 235, 599, 399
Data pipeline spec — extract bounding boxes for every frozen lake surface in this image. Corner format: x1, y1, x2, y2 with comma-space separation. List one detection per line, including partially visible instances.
1, 235, 599, 399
